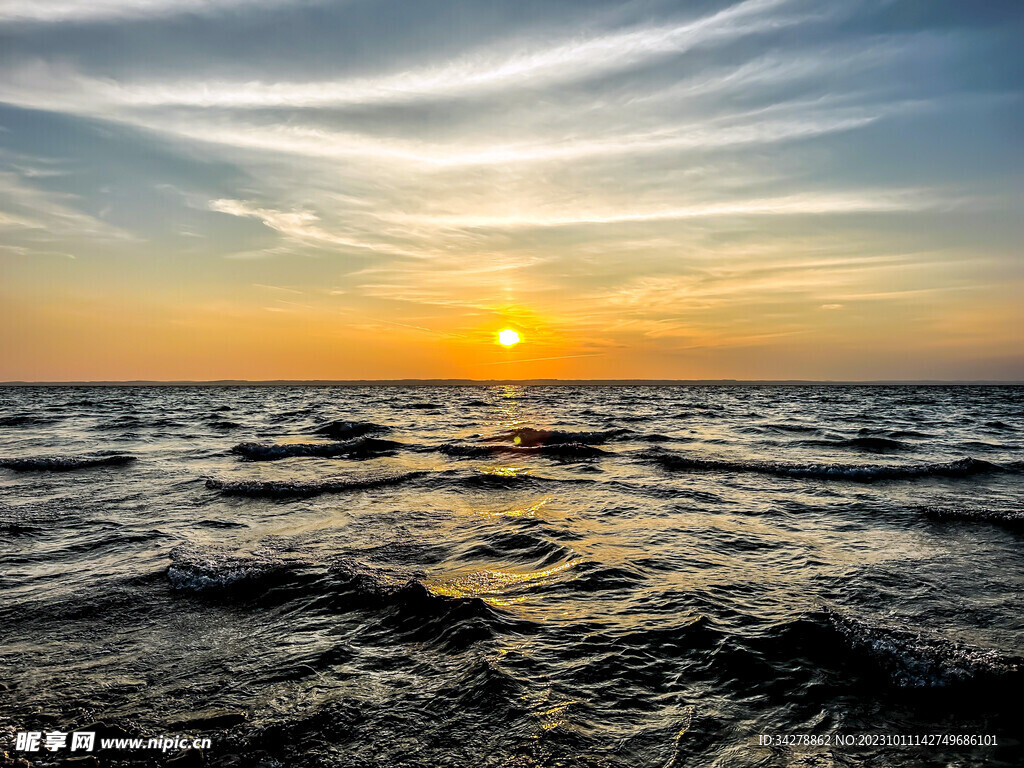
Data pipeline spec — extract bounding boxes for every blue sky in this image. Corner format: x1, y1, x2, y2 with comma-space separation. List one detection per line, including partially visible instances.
1, 0, 1022, 380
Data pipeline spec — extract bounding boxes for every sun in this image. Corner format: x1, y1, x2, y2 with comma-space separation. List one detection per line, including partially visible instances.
497, 328, 521, 347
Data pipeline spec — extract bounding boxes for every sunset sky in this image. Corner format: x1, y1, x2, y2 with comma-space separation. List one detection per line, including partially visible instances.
1, 0, 1022, 381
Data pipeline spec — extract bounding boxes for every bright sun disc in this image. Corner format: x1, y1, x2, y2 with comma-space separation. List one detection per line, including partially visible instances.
498, 329, 521, 346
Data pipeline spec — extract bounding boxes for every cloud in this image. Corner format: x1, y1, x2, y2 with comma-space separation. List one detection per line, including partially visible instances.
0, 0, 317, 23
5, 0, 796, 105
208, 198, 436, 259
392, 189, 945, 231
101, 105, 884, 169
1, 0, 1021, 378
0, 167, 133, 244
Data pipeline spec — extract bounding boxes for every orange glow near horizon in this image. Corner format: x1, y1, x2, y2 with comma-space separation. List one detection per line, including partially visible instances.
3, 280, 1023, 382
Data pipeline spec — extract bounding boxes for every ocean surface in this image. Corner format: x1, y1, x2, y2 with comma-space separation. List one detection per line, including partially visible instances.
1, 385, 1022, 767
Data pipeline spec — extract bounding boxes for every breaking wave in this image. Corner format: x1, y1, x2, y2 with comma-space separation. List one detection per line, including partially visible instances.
0, 453, 136, 472
494, 427, 630, 446
206, 470, 424, 497
804, 436, 911, 452
313, 420, 390, 440
826, 608, 1021, 688
436, 442, 606, 460
231, 438, 402, 461
644, 450, 1007, 482
167, 543, 308, 590
921, 505, 1024, 529
168, 545, 521, 647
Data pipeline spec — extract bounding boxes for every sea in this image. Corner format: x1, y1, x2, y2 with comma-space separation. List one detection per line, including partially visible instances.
0, 385, 1022, 767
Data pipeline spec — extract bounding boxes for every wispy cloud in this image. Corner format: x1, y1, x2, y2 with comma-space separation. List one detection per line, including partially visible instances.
0, 0, 308, 23
95, 105, 883, 169
394, 189, 945, 231
208, 199, 436, 259
0, 168, 133, 244
5, 0, 795, 105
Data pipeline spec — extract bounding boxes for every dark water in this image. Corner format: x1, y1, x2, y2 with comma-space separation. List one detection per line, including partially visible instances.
1, 385, 1022, 767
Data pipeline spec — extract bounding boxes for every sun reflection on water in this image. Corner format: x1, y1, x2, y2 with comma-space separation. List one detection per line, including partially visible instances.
481, 465, 530, 478
427, 559, 580, 607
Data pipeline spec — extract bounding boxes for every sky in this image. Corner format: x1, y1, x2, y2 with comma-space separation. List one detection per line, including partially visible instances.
0, 0, 1022, 381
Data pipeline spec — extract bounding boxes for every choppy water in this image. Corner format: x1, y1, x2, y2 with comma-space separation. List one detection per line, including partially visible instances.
1, 385, 1022, 767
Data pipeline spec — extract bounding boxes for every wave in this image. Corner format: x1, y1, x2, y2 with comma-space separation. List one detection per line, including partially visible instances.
269, 407, 311, 423
531, 442, 607, 459
231, 437, 402, 461
0, 414, 46, 427
168, 543, 308, 591
436, 443, 506, 458
170, 545, 523, 650
804, 436, 911, 452
635, 433, 672, 442
170, 544, 502, 615
826, 608, 1021, 688
436, 442, 606, 460
763, 423, 819, 433
450, 468, 597, 491
93, 416, 142, 431
151, 417, 185, 428
922, 506, 1024, 529
458, 471, 548, 490
0, 499, 70, 536
325, 560, 526, 648
0, 522, 38, 535
313, 420, 390, 440
206, 470, 424, 498
327, 560, 469, 609
431, 658, 527, 709
0, 453, 136, 472
644, 449, 1006, 482
567, 562, 647, 593
496, 427, 630, 446
461, 530, 574, 567
196, 519, 249, 529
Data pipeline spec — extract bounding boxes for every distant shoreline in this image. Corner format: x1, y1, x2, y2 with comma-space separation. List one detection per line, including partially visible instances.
2, 379, 1022, 387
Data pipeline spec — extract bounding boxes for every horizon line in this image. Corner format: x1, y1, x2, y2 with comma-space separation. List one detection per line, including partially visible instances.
2, 378, 1022, 387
